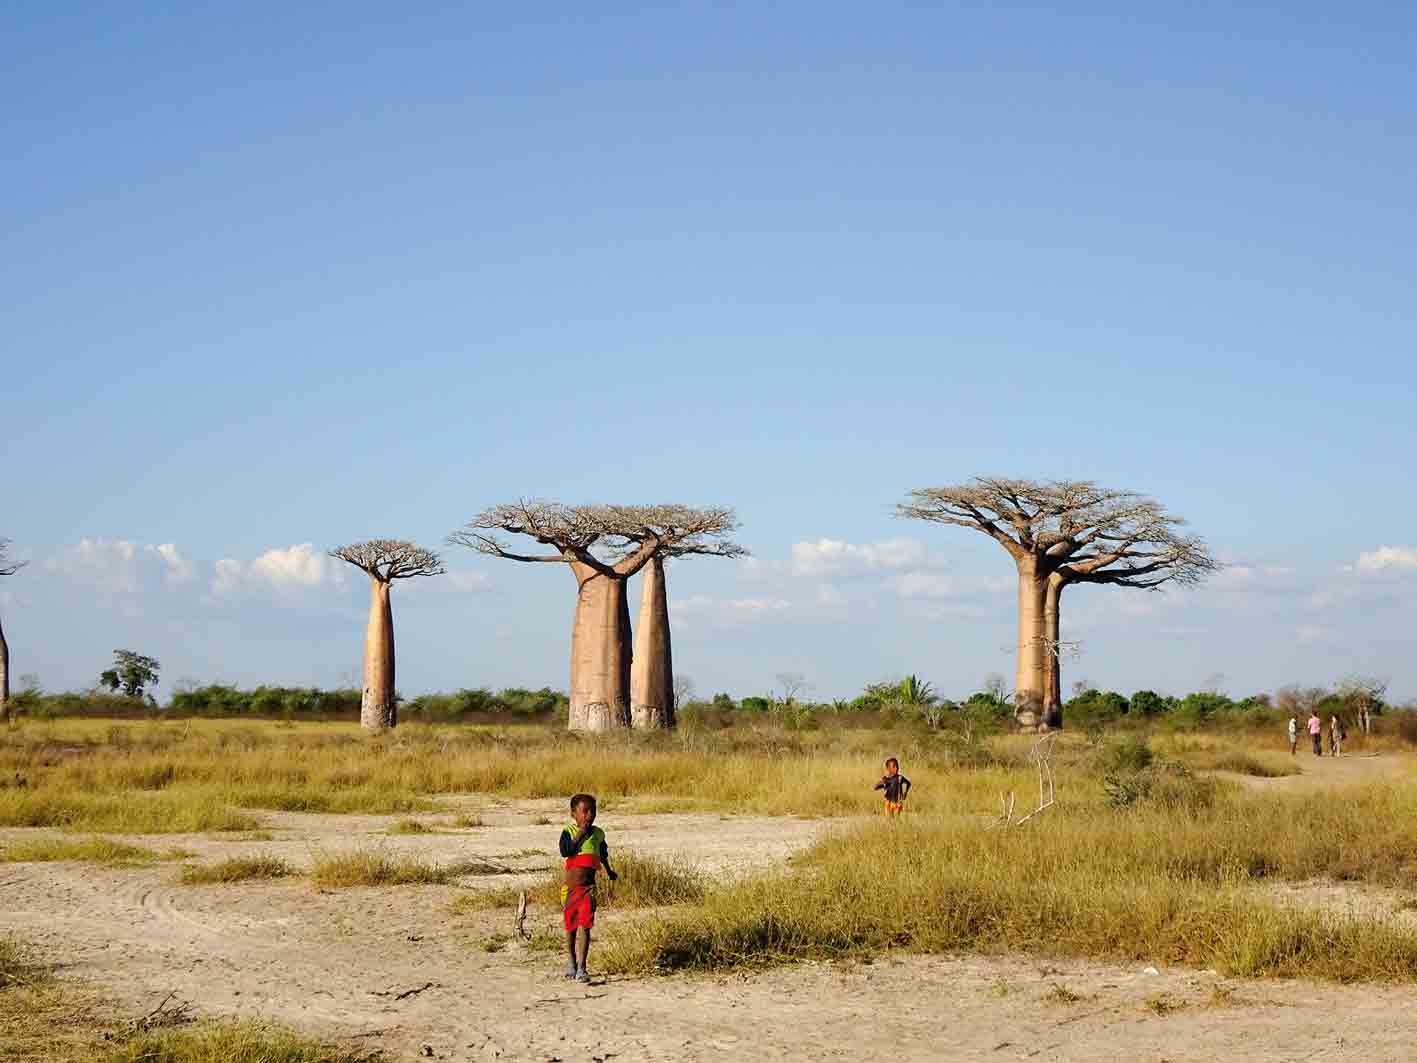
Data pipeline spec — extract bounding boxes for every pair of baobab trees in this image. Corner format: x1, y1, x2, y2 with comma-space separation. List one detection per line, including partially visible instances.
329, 478, 1216, 733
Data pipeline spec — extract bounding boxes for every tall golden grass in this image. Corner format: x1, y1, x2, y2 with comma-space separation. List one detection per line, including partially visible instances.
602, 809, 1417, 981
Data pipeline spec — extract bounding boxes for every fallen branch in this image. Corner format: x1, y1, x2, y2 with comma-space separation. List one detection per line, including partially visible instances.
371, 981, 438, 1000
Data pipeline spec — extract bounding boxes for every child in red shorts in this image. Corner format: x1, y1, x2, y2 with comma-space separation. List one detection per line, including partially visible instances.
559, 793, 617, 983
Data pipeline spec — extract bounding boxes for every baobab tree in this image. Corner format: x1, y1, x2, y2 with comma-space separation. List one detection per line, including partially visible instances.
448, 502, 743, 732
628, 510, 744, 730
1040, 505, 1217, 727
898, 479, 1215, 730
0, 540, 27, 725
329, 539, 444, 731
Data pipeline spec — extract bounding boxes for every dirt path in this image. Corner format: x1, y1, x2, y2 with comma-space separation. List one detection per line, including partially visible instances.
5, 798, 1417, 1061
1216, 749, 1416, 792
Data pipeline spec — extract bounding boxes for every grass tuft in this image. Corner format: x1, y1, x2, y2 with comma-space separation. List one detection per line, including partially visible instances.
1, 836, 171, 864
180, 855, 296, 884
387, 818, 432, 835
105, 1020, 383, 1062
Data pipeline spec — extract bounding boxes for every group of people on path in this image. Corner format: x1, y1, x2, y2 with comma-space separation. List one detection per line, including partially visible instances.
1288, 710, 1346, 757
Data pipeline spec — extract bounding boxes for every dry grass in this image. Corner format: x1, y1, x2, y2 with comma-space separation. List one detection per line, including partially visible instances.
308, 847, 514, 888
600, 807, 1417, 982
0, 836, 183, 864
180, 855, 296, 884
387, 818, 433, 835
1043, 982, 1082, 1005
450, 852, 708, 916
0, 717, 1030, 835
103, 1021, 382, 1062
1, 934, 378, 1063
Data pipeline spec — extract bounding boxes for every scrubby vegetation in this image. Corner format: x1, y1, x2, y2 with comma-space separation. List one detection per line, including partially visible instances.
180, 855, 296, 884
601, 787, 1417, 981
0, 933, 378, 1062
0, 835, 179, 864
451, 852, 708, 914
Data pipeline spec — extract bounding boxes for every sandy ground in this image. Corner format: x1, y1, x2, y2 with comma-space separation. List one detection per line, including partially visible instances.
5, 775, 1417, 1062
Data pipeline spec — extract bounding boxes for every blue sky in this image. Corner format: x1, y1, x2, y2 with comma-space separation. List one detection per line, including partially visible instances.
4, 3, 1415, 702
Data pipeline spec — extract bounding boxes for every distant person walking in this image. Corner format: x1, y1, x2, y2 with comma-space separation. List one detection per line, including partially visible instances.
1330, 714, 1344, 757
1308, 710, 1323, 756
1288, 714, 1299, 756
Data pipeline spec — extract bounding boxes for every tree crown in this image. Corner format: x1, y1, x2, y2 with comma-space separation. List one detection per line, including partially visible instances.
448, 501, 746, 577
99, 649, 160, 698
329, 540, 445, 582
898, 477, 1218, 589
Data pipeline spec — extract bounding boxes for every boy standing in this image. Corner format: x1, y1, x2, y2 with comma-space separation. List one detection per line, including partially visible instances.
559, 793, 616, 983
1287, 714, 1298, 756
874, 757, 912, 816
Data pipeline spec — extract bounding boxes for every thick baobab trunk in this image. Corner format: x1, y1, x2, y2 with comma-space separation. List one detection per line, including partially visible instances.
631, 555, 675, 730
1042, 575, 1065, 730
569, 563, 632, 732
1014, 560, 1048, 731
360, 578, 396, 731
0, 614, 9, 726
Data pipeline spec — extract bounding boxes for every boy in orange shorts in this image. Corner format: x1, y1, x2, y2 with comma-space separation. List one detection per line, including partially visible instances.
559, 793, 617, 983
874, 757, 911, 816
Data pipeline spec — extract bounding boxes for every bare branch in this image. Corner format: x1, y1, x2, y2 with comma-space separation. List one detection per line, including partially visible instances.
449, 501, 747, 577
329, 539, 445, 582
0, 540, 27, 578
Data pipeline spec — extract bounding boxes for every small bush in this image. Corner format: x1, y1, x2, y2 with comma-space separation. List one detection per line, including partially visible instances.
388, 818, 432, 835
1103, 760, 1216, 812
180, 855, 295, 884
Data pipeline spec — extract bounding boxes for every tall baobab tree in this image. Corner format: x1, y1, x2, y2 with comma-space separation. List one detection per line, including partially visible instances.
449, 503, 743, 732
898, 479, 1215, 730
0, 540, 27, 725
329, 540, 444, 731
626, 508, 745, 730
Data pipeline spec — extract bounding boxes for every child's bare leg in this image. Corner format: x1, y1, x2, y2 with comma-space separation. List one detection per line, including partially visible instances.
565, 931, 577, 968
576, 928, 591, 970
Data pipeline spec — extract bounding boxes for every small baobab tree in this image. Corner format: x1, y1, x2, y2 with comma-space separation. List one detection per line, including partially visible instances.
0, 540, 27, 724
329, 539, 444, 731
899, 478, 1216, 730
449, 502, 743, 732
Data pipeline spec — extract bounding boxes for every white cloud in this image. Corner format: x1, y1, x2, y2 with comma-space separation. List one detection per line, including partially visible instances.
249, 543, 327, 589
893, 570, 956, 600
210, 559, 243, 597
789, 537, 927, 576
1357, 546, 1417, 574
671, 594, 791, 628
50, 538, 148, 593
145, 543, 195, 583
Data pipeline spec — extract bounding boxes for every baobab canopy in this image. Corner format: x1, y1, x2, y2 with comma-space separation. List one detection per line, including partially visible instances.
449, 502, 745, 732
898, 478, 1217, 730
